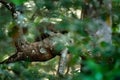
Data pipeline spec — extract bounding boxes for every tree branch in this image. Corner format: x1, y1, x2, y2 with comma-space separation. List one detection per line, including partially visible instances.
57, 48, 68, 77
0, 37, 58, 64
0, 0, 71, 77
0, 0, 17, 18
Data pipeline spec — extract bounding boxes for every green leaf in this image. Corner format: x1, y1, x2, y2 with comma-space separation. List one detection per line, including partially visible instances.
10, 0, 27, 5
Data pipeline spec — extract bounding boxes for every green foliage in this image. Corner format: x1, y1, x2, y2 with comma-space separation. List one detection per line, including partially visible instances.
10, 0, 28, 5
0, 0, 120, 80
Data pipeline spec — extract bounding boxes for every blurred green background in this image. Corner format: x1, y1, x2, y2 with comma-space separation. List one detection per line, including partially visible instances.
0, 0, 120, 80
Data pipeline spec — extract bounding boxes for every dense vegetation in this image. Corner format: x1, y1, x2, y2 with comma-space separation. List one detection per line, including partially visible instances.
0, 0, 120, 80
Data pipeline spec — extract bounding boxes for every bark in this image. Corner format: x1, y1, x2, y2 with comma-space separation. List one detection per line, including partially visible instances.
0, 37, 57, 64
0, 31, 73, 63
0, 33, 71, 77
57, 48, 68, 77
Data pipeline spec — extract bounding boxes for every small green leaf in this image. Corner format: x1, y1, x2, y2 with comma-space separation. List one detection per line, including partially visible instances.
10, 0, 27, 5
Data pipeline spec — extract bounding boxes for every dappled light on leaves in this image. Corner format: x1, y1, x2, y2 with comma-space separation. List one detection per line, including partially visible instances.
0, 0, 120, 80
